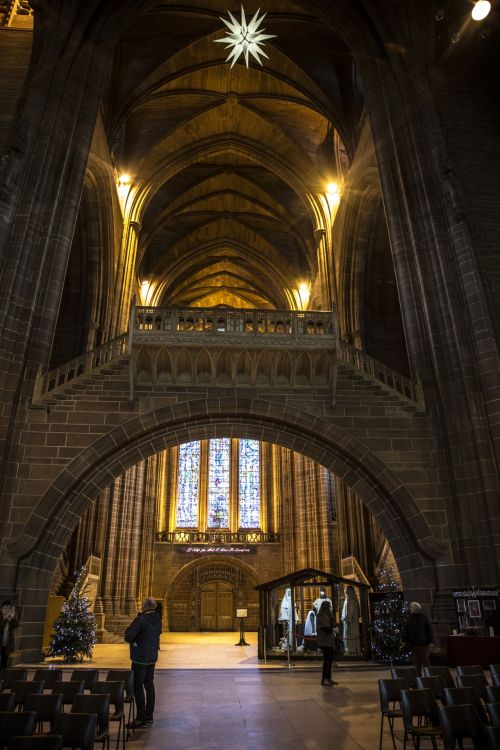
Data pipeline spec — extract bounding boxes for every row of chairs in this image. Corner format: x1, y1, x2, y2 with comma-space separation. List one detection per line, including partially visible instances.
0, 669, 135, 750
380, 679, 500, 749
0, 669, 134, 726
390, 664, 500, 690
0, 711, 96, 750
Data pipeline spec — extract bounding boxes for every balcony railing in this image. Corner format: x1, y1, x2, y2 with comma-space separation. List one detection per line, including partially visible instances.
132, 305, 336, 342
156, 530, 280, 544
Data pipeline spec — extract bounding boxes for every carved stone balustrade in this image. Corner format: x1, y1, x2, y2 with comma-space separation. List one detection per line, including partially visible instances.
131, 305, 338, 395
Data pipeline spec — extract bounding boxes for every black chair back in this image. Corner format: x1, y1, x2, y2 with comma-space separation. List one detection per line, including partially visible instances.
91, 681, 124, 714
70, 670, 99, 691
456, 664, 484, 676
0, 711, 36, 747
72, 693, 109, 737
401, 688, 440, 730
487, 687, 500, 705
105, 670, 133, 700
457, 672, 489, 700
0, 694, 15, 711
443, 685, 488, 724
7, 736, 62, 750
53, 712, 97, 750
0, 670, 28, 690
24, 693, 63, 732
51, 681, 84, 708
416, 675, 445, 701
33, 669, 63, 691
423, 665, 455, 688
14, 681, 45, 708
489, 703, 500, 728
378, 678, 408, 712
439, 704, 488, 749
391, 666, 418, 689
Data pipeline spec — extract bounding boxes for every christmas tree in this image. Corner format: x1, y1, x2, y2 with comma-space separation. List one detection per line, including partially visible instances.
49, 566, 97, 663
371, 557, 410, 663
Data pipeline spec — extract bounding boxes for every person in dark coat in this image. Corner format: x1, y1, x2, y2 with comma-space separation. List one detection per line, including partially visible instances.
402, 601, 434, 676
316, 600, 339, 686
1, 601, 19, 668
124, 597, 162, 728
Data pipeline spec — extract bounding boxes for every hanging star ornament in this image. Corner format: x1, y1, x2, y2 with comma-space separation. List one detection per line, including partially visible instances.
214, 6, 276, 68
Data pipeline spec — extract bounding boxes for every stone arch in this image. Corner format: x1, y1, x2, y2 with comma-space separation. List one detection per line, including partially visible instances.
10, 397, 443, 655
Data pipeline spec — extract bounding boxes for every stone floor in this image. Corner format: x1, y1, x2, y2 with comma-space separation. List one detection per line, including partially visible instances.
21, 633, 397, 749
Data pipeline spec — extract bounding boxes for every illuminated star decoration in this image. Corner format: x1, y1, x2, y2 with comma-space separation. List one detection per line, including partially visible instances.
214, 6, 276, 68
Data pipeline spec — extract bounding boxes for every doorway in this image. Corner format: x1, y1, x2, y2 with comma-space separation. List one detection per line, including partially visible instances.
200, 581, 234, 630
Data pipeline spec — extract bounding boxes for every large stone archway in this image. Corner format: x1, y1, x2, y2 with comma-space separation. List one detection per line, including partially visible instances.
9, 394, 443, 660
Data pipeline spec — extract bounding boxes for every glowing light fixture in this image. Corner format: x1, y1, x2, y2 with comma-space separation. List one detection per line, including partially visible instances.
326, 181, 340, 196
118, 174, 131, 186
471, 0, 491, 20
214, 6, 276, 68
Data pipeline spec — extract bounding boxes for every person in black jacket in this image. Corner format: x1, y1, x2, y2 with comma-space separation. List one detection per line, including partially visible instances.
401, 601, 434, 676
124, 597, 162, 728
1, 601, 19, 668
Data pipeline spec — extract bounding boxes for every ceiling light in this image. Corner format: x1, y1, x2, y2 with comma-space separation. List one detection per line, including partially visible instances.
118, 174, 131, 185
214, 6, 276, 68
326, 182, 340, 196
471, 1, 491, 20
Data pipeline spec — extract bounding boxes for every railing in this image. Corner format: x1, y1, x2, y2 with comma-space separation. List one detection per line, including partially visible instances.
157, 530, 280, 544
0, 0, 34, 28
341, 555, 371, 587
338, 339, 425, 410
133, 305, 336, 339
32, 334, 128, 401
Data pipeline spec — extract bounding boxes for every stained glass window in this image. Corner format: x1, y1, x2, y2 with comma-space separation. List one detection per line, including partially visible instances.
176, 441, 200, 527
207, 438, 231, 527
239, 439, 260, 528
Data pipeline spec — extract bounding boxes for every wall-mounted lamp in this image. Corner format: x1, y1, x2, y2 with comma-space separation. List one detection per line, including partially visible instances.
325, 180, 342, 210
471, 0, 491, 20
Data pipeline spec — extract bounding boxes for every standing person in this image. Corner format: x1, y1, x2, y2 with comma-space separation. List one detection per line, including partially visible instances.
401, 601, 434, 676
124, 597, 162, 728
316, 600, 338, 686
1, 601, 19, 668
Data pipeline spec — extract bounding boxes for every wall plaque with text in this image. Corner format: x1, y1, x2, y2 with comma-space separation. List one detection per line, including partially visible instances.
178, 545, 257, 555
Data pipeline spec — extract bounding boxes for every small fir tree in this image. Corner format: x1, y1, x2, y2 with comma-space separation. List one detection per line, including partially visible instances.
372, 561, 410, 664
49, 566, 97, 663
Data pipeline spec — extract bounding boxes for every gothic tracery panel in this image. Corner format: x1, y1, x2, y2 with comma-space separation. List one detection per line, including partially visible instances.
239, 439, 260, 528
207, 438, 230, 527
176, 441, 200, 527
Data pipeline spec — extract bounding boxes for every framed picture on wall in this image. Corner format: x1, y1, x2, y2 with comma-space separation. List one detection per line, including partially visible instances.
467, 599, 481, 619
457, 599, 466, 612
484, 600, 496, 610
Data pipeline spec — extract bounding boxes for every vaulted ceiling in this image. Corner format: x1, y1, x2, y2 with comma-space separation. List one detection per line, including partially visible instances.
105, 1, 362, 309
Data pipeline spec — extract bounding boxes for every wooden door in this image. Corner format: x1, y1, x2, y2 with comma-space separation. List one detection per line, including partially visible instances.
200, 581, 234, 630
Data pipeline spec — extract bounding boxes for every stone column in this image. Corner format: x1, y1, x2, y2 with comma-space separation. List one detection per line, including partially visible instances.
0, 0, 143, 590
359, 42, 500, 589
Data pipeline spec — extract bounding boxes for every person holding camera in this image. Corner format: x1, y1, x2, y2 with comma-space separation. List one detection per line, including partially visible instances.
124, 597, 162, 728
1, 601, 19, 668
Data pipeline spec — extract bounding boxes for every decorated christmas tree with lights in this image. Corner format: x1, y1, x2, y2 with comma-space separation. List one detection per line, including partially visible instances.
371, 555, 409, 663
49, 566, 97, 662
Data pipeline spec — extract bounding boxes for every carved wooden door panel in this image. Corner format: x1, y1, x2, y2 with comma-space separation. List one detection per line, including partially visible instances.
200, 581, 233, 630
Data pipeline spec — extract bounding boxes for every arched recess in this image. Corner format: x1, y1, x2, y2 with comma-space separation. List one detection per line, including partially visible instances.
10, 398, 444, 657
164, 555, 260, 632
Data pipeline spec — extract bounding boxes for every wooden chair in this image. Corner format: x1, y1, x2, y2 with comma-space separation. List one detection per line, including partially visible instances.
416, 676, 446, 703
69, 670, 99, 692
443, 686, 488, 724
13, 681, 45, 710
423, 666, 455, 689
0, 670, 28, 691
106, 670, 134, 731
